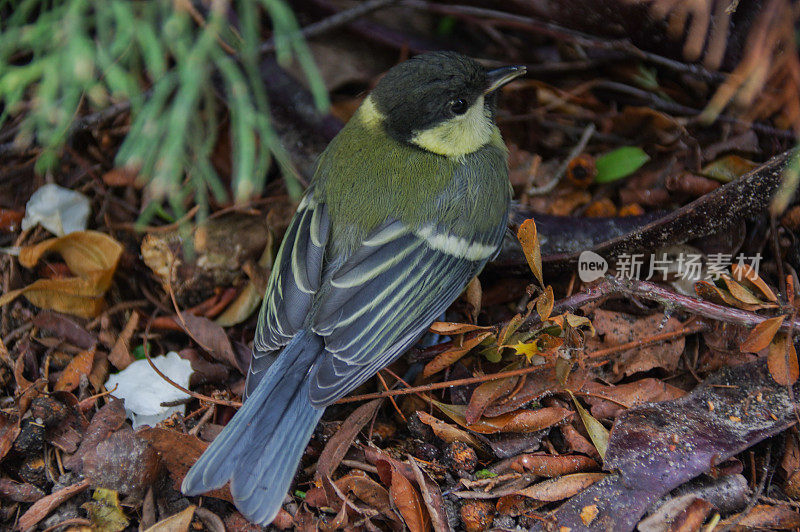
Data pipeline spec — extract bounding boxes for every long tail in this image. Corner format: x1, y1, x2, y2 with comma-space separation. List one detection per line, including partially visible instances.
182, 331, 325, 524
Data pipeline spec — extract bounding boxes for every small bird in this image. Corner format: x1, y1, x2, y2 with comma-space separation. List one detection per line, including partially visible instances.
182, 51, 525, 524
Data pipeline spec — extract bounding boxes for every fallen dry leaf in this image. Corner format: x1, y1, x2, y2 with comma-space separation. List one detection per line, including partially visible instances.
387, 463, 430, 532
415, 411, 486, 451
510, 454, 598, 477
144, 505, 196, 532
434, 401, 572, 434
17, 478, 90, 530
423, 331, 493, 378
108, 312, 139, 370
316, 398, 382, 481
768, 333, 799, 386
0, 231, 123, 318
55, 346, 96, 392
516, 472, 607, 501
517, 218, 544, 286
83, 488, 130, 532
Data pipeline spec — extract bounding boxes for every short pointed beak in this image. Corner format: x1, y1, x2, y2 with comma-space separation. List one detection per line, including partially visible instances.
484, 65, 527, 94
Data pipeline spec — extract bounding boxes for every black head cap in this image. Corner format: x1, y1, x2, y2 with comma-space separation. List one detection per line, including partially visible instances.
369, 51, 490, 142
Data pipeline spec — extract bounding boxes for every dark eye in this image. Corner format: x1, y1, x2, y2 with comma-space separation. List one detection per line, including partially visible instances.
449, 98, 469, 115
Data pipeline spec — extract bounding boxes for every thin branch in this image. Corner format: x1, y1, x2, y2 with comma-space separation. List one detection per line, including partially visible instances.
261, 0, 398, 53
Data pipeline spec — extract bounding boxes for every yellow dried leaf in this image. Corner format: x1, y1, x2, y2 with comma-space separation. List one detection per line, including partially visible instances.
0, 231, 122, 318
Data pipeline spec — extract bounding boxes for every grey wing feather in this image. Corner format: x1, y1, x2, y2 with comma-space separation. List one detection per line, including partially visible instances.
308, 218, 505, 406
246, 195, 329, 397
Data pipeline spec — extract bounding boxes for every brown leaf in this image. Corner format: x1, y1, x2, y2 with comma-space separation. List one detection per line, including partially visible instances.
178, 312, 243, 373
336, 473, 396, 522
17, 478, 91, 530
33, 310, 97, 350
55, 346, 96, 392
65, 397, 126, 472
741, 315, 786, 353
0, 412, 20, 462
465, 277, 482, 323
536, 285, 554, 321
718, 503, 800, 530
510, 454, 598, 477
582, 379, 686, 420
408, 456, 450, 532
428, 322, 494, 335
433, 401, 572, 434
0, 231, 123, 318
423, 332, 493, 378
515, 472, 606, 501
731, 263, 778, 302
144, 505, 196, 532
389, 464, 430, 532
137, 427, 233, 503
695, 281, 772, 311
465, 374, 519, 425
768, 333, 799, 386
415, 411, 486, 451
0, 478, 45, 503
108, 313, 139, 370
517, 219, 544, 286
316, 399, 382, 480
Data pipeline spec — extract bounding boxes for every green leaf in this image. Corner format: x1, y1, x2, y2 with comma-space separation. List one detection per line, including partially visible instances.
475, 469, 497, 479
594, 146, 650, 183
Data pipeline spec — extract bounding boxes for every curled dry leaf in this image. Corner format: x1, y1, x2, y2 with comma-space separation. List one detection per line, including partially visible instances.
465, 372, 519, 424
17, 478, 91, 531
429, 322, 494, 336
717, 503, 800, 530
537, 285, 554, 321
55, 346, 96, 392
516, 472, 607, 501
510, 454, 598, 477
336, 473, 396, 523
386, 463, 430, 532
144, 505, 196, 532
741, 315, 785, 353
0, 231, 123, 318
316, 398, 382, 480
108, 312, 139, 370
694, 280, 772, 312
433, 401, 573, 434
768, 333, 799, 386
415, 411, 486, 451
517, 218, 544, 286
731, 262, 778, 302
422, 331, 493, 378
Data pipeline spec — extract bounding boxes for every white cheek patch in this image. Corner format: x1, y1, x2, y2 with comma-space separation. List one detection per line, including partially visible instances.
410, 95, 494, 158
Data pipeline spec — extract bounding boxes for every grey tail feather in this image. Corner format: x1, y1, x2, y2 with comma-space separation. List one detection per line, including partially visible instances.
181, 330, 325, 525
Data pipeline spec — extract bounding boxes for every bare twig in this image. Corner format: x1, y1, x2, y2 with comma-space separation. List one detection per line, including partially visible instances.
526, 276, 800, 333
528, 123, 596, 195
261, 0, 398, 53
